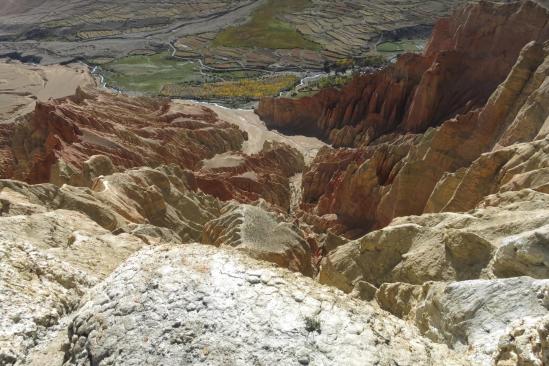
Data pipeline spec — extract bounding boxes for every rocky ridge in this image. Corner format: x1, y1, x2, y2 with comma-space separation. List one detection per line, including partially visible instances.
0, 87, 309, 211
0, 1, 548, 365
257, 0, 549, 236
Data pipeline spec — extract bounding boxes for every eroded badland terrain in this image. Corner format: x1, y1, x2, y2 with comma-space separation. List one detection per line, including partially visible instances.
1, 0, 549, 365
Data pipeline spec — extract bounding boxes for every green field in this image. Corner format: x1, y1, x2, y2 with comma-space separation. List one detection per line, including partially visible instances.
101, 52, 203, 94
98, 51, 299, 101
162, 74, 300, 100
213, 0, 320, 50
376, 39, 426, 54
376, 42, 404, 52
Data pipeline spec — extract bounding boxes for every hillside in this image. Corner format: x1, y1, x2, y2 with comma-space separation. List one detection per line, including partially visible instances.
0, 1, 548, 365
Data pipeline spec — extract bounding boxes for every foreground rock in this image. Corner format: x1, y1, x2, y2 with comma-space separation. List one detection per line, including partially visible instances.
63, 244, 467, 366
0, 171, 317, 364
0, 188, 148, 365
317, 187, 549, 365
376, 278, 549, 365
494, 314, 549, 366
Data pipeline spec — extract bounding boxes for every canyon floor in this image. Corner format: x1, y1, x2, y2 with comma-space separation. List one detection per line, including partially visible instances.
1, 1, 549, 366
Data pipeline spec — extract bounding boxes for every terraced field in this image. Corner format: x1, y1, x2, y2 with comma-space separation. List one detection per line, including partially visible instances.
213, 0, 320, 50
174, 0, 465, 72
0, 0, 467, 102
0, 0, 256, 41
288, 0, 447, 59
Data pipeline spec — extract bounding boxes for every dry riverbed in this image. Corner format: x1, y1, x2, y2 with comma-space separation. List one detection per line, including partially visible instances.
180, 100, 326, 164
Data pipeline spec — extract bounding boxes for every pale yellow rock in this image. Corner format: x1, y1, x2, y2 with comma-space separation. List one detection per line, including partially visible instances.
203, 203, 313, 275
319, 189, 549, 290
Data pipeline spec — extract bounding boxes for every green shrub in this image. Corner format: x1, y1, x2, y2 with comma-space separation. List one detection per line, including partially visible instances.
304, 316, 321, 333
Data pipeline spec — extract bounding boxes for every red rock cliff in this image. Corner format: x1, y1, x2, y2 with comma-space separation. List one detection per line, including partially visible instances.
257, 0, 549, 148
286, 0, 549, 237
1, 88, 246, 185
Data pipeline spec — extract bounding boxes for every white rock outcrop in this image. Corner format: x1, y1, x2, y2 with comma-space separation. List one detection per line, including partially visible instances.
376, 277, 549, 365
63, 244, 467, 366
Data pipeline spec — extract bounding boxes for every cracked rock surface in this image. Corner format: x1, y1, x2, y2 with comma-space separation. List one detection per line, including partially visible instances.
0, 188, 147, 365
376, 277, 549, 365
63, 244, 466, 366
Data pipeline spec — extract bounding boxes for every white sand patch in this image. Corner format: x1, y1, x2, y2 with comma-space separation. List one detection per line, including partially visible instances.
202, 152, 246, 169
0, 60, 95, 122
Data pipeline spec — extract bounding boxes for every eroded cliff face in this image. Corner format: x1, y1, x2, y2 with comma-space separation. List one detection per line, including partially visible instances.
1, 88, 246, 185
1, 1, 548, 366
263, 0, 549, 236
257, 0, 549, 147
300, 39, 549, 236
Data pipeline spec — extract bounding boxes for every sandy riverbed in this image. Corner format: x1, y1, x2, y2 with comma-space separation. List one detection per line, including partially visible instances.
180, 100, 326, 165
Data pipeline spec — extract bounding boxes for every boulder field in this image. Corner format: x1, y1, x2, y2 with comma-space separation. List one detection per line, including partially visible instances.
0, 1, 548, 365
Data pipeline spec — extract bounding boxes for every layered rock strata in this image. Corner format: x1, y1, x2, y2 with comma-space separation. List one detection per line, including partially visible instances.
288, 5, 549, 235
0, 88, 246, 185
